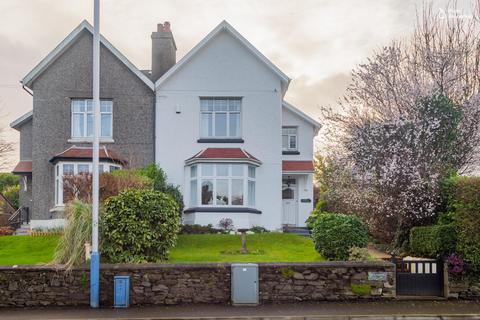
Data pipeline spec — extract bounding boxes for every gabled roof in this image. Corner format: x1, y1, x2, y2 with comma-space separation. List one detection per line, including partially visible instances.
155, 20, 291, 95
282, 160, 314, 173
21, 20, 154, 90
10, 110, 33, 130
282, 101, 321, 130
49, 146, 127, 165
185, 148, 261, 166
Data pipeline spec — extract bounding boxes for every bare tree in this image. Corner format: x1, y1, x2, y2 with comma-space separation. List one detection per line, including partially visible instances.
0, 127, 13, 171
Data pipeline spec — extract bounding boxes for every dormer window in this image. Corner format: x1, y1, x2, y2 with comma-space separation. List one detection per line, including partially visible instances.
71, 99, 113, 139
200, 98, 241, 139
282, 127, 298, 151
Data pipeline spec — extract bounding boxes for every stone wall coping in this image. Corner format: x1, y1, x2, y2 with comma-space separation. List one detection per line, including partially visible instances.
0, 260, 393, 271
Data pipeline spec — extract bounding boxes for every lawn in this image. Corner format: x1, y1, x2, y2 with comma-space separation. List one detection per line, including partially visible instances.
169, 233, 324, 263
0, 235, 60, 265
0, 233, 323, 265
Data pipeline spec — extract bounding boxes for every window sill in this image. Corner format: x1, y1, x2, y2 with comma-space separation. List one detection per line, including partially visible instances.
197, 138, 244, 143
282, 151, 300, 155
68, 138, 115, 144
184, 207, 261, 214
49, 206, 65, 213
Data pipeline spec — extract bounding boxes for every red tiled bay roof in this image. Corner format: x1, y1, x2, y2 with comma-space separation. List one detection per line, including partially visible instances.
187, 148, 260, 164
49, 146, 127, 165
282, 160, 314, 172
12, 160, 32, 174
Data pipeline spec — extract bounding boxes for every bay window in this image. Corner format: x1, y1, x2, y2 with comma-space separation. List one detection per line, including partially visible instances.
200, 98, 241, 138
189, 163, 256, 207
54, 162, 121, 206
71, 99, 113, 139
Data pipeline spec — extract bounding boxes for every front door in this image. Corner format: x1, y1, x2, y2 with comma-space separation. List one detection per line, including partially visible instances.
282, 178, 297, 226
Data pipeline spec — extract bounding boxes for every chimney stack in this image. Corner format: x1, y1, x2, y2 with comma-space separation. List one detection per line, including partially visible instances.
151, 22, 176, 81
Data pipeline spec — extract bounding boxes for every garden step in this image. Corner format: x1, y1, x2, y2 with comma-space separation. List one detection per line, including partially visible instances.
15, 224, 30, 236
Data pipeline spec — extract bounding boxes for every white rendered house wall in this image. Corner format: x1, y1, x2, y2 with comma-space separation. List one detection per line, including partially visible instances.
155, 30, 284, 230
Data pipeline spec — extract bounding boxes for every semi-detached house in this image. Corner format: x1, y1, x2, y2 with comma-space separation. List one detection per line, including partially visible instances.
10, 20, 321, 231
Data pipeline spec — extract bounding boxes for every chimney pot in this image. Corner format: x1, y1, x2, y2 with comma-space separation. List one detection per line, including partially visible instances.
164, 21, 171, 32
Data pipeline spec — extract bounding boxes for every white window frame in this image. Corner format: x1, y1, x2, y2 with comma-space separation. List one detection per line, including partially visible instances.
199, 98, 242, 139
54, 161, 121, 207
282, 126, 298, 151
189, 163, 256, 208
71, 99, 113, 140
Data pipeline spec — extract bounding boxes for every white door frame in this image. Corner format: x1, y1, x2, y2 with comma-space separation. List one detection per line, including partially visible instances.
282, 176, 298, 226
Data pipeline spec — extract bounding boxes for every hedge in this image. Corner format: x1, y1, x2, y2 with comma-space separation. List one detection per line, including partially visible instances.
409, 224, 457, 258
443, 176, 480, 271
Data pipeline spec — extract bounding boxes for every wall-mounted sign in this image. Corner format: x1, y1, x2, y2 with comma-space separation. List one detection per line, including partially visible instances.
300, 199, 311, 203
368, 272, 387, 281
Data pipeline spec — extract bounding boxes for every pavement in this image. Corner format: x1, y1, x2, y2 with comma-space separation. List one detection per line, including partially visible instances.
1, 300, 480, 320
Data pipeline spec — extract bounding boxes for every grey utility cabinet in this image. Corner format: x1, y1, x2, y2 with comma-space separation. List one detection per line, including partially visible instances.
231, 263, 259, 305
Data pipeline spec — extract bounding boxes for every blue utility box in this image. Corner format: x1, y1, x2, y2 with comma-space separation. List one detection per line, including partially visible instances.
114, 276, 130, 308
231, 263, 259, 306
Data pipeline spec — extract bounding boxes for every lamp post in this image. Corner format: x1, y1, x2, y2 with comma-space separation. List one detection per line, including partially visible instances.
90, 0, 101, 309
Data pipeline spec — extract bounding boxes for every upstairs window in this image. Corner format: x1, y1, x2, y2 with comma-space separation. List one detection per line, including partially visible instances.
282, 127, 298, 151
200, 98, 241, 139
71, 99, 113, 139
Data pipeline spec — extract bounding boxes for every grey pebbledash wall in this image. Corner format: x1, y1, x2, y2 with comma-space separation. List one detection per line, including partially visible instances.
0, 262, 394, 307
30, 30, 155, 221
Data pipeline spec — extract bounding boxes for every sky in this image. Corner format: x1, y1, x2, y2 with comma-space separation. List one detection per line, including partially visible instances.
0, 0, 477, 170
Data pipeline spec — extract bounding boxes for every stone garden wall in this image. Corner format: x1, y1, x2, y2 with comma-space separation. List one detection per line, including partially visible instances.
259, 262, 395, 302
447, 274, 480, 300
0, 261, 395, 307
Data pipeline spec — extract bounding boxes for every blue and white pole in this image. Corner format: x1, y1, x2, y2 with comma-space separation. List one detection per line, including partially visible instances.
90, 0, 101, 309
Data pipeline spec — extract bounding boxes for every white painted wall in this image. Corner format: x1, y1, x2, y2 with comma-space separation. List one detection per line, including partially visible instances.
156, 30, 284, 230
281, 107, 316, 227
281, 107, 316, 161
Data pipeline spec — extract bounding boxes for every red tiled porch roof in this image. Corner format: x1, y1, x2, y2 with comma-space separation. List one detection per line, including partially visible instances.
49, 146, 127, 165
12, 160, 32, 174
282, 160, 314, 172
186, 148, 260, 164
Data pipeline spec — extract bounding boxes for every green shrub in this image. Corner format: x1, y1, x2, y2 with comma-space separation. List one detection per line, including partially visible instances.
306, 199, 328, 230
102, 189, 180, 263
180, 224, 220, 234
53, 200, 91, 269
348, 246, 371, 261
250, 226, 270, 233
409, 224, 457, 258
137, 163, 184, 216
0, 173, 19, 193
444, 176, 480, 271
3, 184, 19, 209
138, 163, 167, 190
311, 213, 369, 260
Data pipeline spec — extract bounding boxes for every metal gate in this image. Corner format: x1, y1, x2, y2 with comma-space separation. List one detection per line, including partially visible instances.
394, 258, 443, 296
